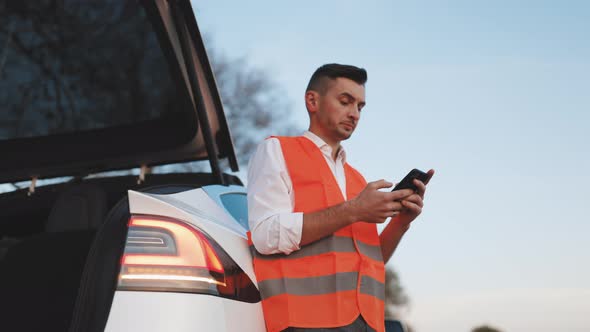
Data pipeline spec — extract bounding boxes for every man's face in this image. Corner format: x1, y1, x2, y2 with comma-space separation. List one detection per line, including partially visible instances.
313, 77, 366, 143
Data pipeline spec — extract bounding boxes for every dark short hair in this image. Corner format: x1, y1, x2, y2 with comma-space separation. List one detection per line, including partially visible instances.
306, 63, 367, 94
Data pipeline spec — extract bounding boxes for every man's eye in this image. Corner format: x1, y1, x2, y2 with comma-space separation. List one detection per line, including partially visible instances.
340, 100, 349, 105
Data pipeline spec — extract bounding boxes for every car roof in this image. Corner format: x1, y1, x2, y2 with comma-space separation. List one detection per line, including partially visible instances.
0, 0, 238, 184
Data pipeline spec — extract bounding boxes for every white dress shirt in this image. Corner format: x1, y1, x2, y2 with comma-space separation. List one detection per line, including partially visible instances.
247, 131, 348, 255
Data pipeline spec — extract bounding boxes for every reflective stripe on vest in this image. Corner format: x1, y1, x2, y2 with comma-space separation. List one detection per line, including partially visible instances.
250, 136, 385, 332
258, 272, 386, 301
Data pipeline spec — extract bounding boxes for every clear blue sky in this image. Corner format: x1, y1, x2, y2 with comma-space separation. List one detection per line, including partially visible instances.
193, 1, 590, 331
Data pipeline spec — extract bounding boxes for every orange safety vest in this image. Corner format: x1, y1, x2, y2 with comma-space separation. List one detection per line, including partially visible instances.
248, 136, 385, 332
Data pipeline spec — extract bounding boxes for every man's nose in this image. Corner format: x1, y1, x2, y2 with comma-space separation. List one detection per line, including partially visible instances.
348, 106, 360, 121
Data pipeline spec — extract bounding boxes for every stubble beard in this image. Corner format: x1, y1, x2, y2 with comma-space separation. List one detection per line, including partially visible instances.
336, 126, 354, 141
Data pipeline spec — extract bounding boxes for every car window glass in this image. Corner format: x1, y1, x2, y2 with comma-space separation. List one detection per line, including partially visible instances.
219, 193, 248, 230
0, 1, 174, 140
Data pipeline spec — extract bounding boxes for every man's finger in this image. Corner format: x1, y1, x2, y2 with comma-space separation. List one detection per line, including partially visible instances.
403, 194, 423, 208
401, 200, 422, 214
385, 201, 404, 212
370, 179, 393, 190
424, 169, 435, 185
389, 189, 413, 200
413, 179, 426, 196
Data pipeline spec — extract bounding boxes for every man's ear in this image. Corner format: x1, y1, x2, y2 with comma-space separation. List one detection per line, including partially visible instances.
305, 91, 319, 113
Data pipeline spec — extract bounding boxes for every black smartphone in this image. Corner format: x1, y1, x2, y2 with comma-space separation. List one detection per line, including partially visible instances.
392, 169, 431, 192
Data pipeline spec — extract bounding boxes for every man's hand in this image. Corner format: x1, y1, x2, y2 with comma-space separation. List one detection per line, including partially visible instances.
301, 171, 434, 247
380, 169, 434, 263
348, 179, 414, 224
395, 169, 435, 227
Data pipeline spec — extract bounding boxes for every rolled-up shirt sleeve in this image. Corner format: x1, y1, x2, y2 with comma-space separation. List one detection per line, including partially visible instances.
247, 138, 303, 255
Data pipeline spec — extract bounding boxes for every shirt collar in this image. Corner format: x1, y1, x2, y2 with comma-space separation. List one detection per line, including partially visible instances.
302, 131, 347, 162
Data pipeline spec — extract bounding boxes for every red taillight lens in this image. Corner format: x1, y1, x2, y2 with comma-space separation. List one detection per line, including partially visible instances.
117, 215, 260, 303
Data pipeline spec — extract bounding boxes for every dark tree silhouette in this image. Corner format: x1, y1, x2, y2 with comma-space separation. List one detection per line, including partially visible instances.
472, 325, 503, 332
385, 266, 410, 320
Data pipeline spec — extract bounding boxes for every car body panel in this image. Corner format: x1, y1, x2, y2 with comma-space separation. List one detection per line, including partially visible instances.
127, 186, 257, 286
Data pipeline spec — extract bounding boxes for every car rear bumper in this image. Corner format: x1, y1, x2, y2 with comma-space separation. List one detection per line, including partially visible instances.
105, 291, 265, 332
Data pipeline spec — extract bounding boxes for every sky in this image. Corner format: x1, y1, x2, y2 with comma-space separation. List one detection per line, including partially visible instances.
192, 1, 590, 331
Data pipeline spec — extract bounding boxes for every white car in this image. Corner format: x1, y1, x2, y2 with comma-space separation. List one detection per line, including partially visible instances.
0, 1, 263, 331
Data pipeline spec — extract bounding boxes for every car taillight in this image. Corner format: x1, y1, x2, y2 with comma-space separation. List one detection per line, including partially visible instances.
117, 215, 260, 303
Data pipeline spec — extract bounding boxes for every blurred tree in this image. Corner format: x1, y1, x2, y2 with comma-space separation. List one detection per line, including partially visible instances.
208, 47, 300, 170
384, 266, 411, 320
472, 325, 503, 332
152, 32, 301, 173
172, 38, 301, 172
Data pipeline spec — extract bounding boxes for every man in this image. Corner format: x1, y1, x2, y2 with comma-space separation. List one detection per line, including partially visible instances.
247, 64, 434, 332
